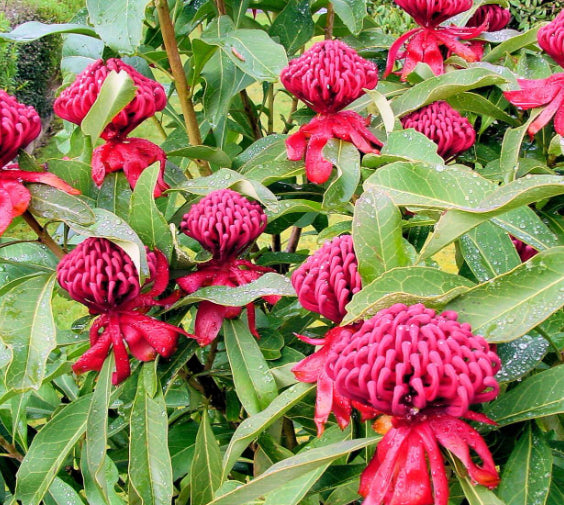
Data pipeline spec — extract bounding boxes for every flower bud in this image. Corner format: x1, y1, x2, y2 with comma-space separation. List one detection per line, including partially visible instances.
0, 90, 41, 168
180, 189, 267, 261
538, 10, 564, 68
54, 58, 167, 140
280, 39, 378, 114
467, 4, 511, 32
401, 101, 476, 159
291, 235, 361, 324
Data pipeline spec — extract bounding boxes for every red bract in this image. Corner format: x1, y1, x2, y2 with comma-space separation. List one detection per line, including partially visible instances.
467, 5, 511, 32
286, 111, 381, 184
280, 39, 378, 114
91, 138, 168, 197
291, 235, 371, 435
325, 303, 501, 505
401, 101, 476, 159
538, 10, 564, 68
54, 58, 167, 140
503, 74, 564, 137
0, 89, 42, 168
394, 0, 472, 28
511, 237, 538, 262
177, 190, 278, 346
57, 238, 189, 384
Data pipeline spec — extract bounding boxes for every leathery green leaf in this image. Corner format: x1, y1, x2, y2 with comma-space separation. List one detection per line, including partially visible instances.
191, 411, 222, 505
445, 247, 564, 343
15, 395, 92, 505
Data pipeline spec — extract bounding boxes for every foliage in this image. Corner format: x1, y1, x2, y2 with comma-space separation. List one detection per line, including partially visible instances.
0, 1, 563, 505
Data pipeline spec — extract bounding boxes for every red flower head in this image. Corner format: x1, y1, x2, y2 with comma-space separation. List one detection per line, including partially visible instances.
511, 237, 538, 262
538, 10, 564, 69
0, 89, 42, 168
281, 40, 382, 184
401, 101, 476, 159
0, 91, 80, 236
280, 39, 379, 114
91, 138, 168, 197
467, 5, 511, 32
57, 238, 189, 384
325, 303, 501, 505
53, 58, 167, 140
386, 0, 484, 81
291, 235, 376, 435
177, 189, 278, 346
394, 0, 472, 28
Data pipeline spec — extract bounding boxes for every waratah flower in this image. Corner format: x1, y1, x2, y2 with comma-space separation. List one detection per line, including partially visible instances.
91, 138, 168, 197
0, 91, 79, 236
504, 73, 564, 137
291, 235, 376, 435
386, 0, 485, 80
54, 58, 167, 140
0, 89, 42, 168
326, 303, 501, 505
511, 237, 538, 262
281, 40, 382, 184
467, 4, 511, 32
177, 189, 279, 346
57, 237, 190, 384
538, 10, 564, 69
401, 101, 476, 159
286, 111, 382, 184
280, 39, 379, 114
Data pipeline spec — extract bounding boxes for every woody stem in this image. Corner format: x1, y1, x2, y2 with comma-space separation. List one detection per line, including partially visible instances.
22, 211, 65, 259
325, 2, 334, 40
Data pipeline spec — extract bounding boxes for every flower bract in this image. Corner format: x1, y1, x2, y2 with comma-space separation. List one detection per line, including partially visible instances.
538, 10, 564, 69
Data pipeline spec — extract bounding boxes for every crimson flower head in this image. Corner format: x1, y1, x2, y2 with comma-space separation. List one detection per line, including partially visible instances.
91, 138, 168, 197
0, 91, 79, 236
395, 0, 472, 28
291, 235, 376, 435
57, 237, 189, 384
538, 10, 564, 68
280, 39, 378, 114
467, 4, 511, 32
511, 237, 538, 262
177, 189, 278, 346
54, 58, 167, 140
401, 101, 476, 159
326, 303, 501, 505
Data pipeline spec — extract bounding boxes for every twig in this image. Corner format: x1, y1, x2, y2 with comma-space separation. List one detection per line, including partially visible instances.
154, 0, 211, 176
282, 96, 299, 134
325, 2, 334, 40
267, 84, 275, 135
0, 435, 23, 462
187, 355, 226, 412
204, 339, 218, 371
285, 227, 302, 253
215, 0, 226, 15
22, 211, 65, 259
240, 89, 263, 140
282, 418, 298, 450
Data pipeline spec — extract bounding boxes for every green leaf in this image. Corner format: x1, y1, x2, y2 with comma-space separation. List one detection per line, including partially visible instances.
445, 247, 564, 343
343, 267, 474, 324
128, 163, 173, 259
224, 319, 278, 415
390, 68, 508, 119
87, 0, 151, 54
174, 168, 278, 212
97, 172, 132, 220
66, 208, 149, 278
61, 33, 105, 76
352, 187, 409, 284
128, 363, 173, 505
171, 272, 295, 310
211, 437, 379, 505
365, 89, 396, 134
322, 140, 360, 211
485, 366, 564, 425
496, 335, 549, 383
48, 159, 96, 196
446, 92, 519, 127
85, 356, 113, 502
201, 16, 288, 82
458, 222, 521, 282
331, 0, 367, 35
222, 382, 315, 480
45, 477, 85, 505
0, 274, 56, 392
0, 21, 97, 41
483, 25, 541, 63
0, 241, 57, 284
27, 184, 95, 226
498, 423, 552, 505
15, 395, 92, 505
457, 475, 507, 505
166, 146, 232, 167
81, 70, 137, 141
191, 411, 222, 505
269, 0, 314, 55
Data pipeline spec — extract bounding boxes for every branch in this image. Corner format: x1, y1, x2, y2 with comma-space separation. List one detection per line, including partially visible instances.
187, 355, 226, 412
325, 2, 334, 40
240, 89, 263, 140
22, 211, 65, 259
0, 435, 23, 462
